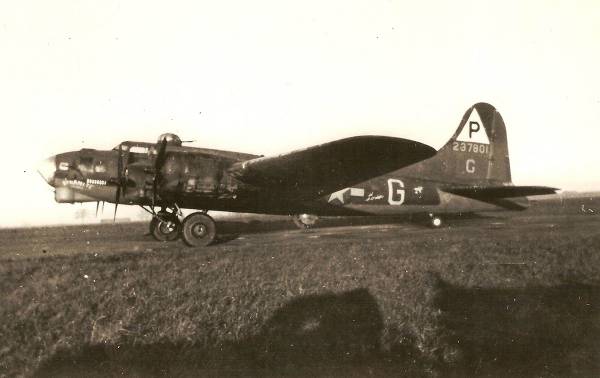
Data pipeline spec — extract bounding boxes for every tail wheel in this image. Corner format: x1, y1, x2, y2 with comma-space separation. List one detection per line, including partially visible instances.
150, 213, 181, 241
430, 215, 443, 228
292, 214, 319, 229
181, 212, 217, 247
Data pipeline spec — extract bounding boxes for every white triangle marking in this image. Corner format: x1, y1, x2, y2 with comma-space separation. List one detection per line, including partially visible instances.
456, 108, 490, 144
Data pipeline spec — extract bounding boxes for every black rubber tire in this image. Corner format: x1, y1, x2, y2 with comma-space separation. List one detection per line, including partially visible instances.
181, 212, 217, 247
150, 214, 180, 242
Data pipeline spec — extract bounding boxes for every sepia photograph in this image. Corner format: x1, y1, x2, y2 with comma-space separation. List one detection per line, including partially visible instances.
1, 1, 599, 376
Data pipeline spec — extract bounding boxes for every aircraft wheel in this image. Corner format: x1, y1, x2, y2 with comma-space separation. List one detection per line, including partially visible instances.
150, 213, 181, 241
430, 215, 443, 228
181, 212, 217, 247
292, 214, 319, 229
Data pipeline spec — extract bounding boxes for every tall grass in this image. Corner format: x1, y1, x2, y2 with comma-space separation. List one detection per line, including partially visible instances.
1, 218, 599, 376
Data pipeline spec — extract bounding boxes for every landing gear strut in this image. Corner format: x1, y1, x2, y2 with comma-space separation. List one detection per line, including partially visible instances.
141, 205, 217, 246
181, 212, 217, 246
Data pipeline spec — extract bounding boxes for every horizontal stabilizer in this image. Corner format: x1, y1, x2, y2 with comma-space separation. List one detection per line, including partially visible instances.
442, 185, 559, 199
230, 136, 436, 200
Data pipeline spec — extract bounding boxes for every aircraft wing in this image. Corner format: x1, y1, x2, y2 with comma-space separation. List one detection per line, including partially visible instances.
229, 136, 436, 200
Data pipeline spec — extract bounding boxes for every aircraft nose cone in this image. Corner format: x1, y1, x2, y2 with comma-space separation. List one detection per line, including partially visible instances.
37, 155, 57, 186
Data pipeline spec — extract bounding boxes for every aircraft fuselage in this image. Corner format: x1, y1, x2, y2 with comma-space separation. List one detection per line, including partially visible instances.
38, 103, 556, 246
39, 143, 526, 217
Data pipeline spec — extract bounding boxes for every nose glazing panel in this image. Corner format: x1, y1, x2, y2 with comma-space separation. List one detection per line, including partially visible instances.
37, 155, 56, 186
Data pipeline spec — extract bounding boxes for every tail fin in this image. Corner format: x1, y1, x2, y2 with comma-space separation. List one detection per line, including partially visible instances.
421, 102, 512, 186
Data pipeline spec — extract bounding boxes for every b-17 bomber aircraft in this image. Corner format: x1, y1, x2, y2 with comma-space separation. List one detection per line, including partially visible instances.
38, 103, 557, 246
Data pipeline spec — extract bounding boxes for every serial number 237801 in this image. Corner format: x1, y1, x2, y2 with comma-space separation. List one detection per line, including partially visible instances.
452, 141, 490, 154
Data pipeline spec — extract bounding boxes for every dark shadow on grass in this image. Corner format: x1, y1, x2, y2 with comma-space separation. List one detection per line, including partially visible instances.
435, 282, 600, 377
35, 288, 423, 377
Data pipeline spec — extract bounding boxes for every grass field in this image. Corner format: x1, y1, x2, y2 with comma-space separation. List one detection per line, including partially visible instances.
1, 213, 600, 377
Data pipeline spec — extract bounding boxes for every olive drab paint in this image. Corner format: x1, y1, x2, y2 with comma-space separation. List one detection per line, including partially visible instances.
396, 102, 513, 187
319, 103, 550, 213
39, 103, 556, 241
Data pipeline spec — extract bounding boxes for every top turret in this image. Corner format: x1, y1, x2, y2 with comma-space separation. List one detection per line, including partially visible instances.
157, 133, 182, 147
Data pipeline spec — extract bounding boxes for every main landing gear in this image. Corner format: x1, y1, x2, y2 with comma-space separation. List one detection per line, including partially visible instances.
149, 210, 181, 241
142, 206, 217, 246
180, 212, 217, 247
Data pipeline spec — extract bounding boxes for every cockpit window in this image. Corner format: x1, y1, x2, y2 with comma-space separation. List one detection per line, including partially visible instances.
112, 144, 129, 151
94, 160, 107, 173
130, 146, 149, 154
78, 156, 94, 173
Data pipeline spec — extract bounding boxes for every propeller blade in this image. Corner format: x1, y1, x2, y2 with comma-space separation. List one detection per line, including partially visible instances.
95, 201, 100, 217
114, 144, 123, 222
114, 183, 121, 221
152, 179, 157, 208
155, 138, 168, 170
152, 138, 168, 207
114, 187, 122, 221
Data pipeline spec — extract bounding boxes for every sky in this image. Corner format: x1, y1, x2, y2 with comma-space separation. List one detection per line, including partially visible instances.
1, 0, 599, 227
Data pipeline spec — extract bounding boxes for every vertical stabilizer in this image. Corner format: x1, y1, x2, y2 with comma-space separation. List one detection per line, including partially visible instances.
410, 103, 512, 186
